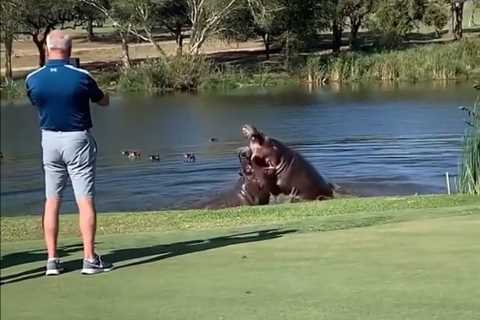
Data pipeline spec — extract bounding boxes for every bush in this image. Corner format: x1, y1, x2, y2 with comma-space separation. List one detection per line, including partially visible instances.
0, 80, 25, 102
118, 56, 211, 94
166, 55, 211, 91
118, 59, 169, 94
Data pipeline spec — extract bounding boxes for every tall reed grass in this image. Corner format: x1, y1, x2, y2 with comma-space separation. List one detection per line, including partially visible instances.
458, 98, 480, 195
305, 40, 480, 84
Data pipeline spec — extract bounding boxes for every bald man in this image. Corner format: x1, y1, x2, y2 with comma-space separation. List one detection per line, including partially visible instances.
26, 30, 112, 275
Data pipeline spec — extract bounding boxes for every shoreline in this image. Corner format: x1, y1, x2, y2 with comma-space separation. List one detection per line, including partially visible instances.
2, 194, 479, 242
2, 39, 479, 101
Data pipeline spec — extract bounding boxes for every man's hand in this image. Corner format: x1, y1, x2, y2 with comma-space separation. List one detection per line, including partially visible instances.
96, 93, 110, 107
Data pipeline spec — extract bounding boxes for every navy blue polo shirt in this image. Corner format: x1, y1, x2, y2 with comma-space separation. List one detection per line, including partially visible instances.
25, 59, 104, 131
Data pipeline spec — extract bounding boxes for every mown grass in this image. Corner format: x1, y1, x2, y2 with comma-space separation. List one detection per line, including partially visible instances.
2, 194, 479, 242
1, 197, 479, 320
305, 39, 480, 83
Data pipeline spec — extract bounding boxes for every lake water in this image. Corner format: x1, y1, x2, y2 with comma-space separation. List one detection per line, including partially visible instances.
0, 82, 476, 216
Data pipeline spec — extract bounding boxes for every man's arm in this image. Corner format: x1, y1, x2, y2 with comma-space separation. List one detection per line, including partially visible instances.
95, 92, 110, 106
87, 75, 110, 107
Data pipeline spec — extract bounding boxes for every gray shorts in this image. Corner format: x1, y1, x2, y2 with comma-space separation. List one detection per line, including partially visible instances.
41, 130, 97, 200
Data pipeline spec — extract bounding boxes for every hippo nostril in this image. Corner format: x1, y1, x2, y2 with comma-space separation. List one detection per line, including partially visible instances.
241, 124, 256, 138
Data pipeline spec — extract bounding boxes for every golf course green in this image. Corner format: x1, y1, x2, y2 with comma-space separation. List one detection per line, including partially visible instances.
1, 195, 479, 320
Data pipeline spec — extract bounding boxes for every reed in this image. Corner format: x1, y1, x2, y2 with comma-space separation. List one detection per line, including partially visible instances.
305, 40, 480, 84
458, 99, 480, 195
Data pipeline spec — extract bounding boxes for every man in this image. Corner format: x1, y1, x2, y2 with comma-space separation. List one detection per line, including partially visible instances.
26, 30, 113, 275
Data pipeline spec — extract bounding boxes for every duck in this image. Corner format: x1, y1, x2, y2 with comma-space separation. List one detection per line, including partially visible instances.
184, 153, 196, 163
149, 154, 160, 161
122, 150, 142, 159
209, 137, 218, 142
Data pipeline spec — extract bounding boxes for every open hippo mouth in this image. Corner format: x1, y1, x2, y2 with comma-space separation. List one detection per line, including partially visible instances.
241, 124, 276, 170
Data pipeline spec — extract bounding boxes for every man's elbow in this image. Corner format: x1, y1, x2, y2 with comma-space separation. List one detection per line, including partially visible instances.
96, 93, 110, 106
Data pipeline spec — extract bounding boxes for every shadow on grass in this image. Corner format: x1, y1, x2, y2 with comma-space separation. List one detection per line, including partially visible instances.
0, 228, 296, 286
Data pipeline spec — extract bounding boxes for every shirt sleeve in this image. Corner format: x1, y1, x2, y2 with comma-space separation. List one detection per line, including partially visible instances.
87, 76, 104, 103
25, 78, 37, 106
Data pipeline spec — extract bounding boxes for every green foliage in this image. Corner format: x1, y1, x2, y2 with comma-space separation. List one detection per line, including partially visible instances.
0, 80, 25, 102
118, 59, 169, 94
423, 0, 448, 36
368, 0, 428, 48
167, 55, 212, 90
304, 39, 480, 82
117, 55, 212, 93
459, 97, 480, 195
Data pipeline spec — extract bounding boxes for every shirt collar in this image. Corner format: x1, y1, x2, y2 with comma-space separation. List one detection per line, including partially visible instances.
46, 59, 70, 66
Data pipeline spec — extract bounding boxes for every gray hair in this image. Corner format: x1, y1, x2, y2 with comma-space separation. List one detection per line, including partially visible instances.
46, 30, 72, 51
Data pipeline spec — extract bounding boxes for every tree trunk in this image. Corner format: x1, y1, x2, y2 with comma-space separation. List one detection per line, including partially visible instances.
32, 33, 47, 67
120, 32, 131, 69
453, 2, 464, 40
4, 34, 14, 82
284, 31, 290, 68
87, 18, 95, 41
450, 5, 455, 35
176, 26, 183, 56
332, 20, 343, 54
262, 33, 270, 60
349, 20, 361, 50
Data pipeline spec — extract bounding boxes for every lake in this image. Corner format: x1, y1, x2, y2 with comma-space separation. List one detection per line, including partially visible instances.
0, 82, 476, 216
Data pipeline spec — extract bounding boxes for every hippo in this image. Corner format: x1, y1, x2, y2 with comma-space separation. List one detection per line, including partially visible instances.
241, 124, 334, 201
202, 147, 278, 209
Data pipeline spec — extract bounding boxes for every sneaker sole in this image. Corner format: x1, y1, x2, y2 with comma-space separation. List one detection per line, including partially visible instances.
45, 269, 63, 276
81, 267, 113, 275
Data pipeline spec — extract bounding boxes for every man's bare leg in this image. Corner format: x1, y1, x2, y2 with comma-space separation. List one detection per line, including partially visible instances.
77, 197, 96, 260
43, 198, 61, 259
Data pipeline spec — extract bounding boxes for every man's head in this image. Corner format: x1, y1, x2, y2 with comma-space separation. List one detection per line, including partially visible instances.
46, 30, 72, 60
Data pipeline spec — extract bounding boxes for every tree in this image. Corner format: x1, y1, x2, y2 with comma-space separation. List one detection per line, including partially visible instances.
367, 0, 427, 48
246, 0, 285, 59
81, 0, 171, 68
0, 0, 18, 82
155, 0, 191, 56
75, 2, 107, 41
450, 0, 464, 39
17, 0, 80, 66
342, 0, 376, 49
330, 0, 345, 53
187, 0, 241, 55
81, 0, 133, 68
423, 0, 448, 37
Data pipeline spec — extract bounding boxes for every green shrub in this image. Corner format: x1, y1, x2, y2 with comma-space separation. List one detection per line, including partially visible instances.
0, 80, 25, 102
166, 55, 211, 91
118, 59, 169, 94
